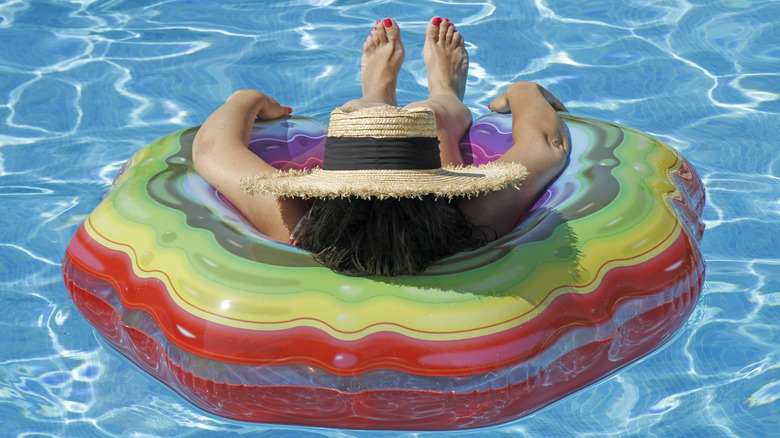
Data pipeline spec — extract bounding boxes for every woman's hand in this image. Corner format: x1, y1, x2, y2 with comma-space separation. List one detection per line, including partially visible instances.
229, 89, 292, 121
488, 81, 567, 113
194, 90, 290, 161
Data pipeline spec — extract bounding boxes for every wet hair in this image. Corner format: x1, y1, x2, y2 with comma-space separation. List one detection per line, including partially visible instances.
296, 196, 495, 276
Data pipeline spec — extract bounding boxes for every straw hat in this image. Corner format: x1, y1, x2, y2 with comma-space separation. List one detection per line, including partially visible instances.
240, 106, 527, 199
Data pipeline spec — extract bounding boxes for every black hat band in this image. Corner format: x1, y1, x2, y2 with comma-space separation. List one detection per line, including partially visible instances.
323, 137, 442, 171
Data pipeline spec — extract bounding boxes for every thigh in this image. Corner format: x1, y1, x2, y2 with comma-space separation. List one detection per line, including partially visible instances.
404, 97, 471, 166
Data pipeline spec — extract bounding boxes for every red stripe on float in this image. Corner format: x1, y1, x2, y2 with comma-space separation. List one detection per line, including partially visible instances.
65, 261, 700, 430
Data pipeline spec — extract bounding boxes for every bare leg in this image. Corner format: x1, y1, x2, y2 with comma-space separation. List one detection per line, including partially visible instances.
342, 18, 405, 109
404, 17, 471, 166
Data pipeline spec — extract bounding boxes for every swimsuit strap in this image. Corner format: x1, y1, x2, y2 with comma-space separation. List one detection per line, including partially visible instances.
288, 207, 313, 245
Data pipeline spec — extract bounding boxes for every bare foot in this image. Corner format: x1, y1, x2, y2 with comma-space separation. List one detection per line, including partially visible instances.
423, 17, 468, 100
354, 18, 405, 107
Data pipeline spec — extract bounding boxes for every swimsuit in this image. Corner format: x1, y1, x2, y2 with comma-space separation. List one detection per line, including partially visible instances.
288, 207, 312, 245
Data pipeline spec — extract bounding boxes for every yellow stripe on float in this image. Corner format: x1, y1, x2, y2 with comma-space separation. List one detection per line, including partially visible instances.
83, 214, 684, 341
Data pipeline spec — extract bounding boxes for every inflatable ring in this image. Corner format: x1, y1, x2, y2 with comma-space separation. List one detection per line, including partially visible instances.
62, 113, 705, 430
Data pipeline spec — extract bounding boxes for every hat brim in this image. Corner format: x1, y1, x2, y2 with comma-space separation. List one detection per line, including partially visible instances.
240, 161, 528, 200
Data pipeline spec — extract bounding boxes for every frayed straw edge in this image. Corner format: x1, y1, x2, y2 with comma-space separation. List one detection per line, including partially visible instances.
239, 161, 528, 200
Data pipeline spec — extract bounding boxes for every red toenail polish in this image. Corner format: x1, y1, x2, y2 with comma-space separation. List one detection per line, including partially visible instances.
444, 18, 449, 22
372, 27, 376, 31
450, 23, 454, 26
287, 107, 292, 114
384, 18, 392, 27
432, 17, 442, 25
376, 19, 380, 24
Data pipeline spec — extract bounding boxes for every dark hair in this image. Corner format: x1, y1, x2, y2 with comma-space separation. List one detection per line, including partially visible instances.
296, 196, 494, 276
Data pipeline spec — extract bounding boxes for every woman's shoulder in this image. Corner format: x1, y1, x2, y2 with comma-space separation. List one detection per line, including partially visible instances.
458, 185, 539, 237
244, 196, 313, 243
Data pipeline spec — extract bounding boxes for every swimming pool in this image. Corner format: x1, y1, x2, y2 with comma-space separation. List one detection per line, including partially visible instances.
1, 0, 777, 436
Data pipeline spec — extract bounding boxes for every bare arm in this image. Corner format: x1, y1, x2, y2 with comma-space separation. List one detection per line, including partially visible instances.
193, 90, 309, 241
492, 81, 569, 195
460, 81, 570, 236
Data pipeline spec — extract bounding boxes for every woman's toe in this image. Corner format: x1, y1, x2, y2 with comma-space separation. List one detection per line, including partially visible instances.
439, 18, 451, 41
445, 21, 458, 44
426, 16, 442, 41
383, 17, 400, 41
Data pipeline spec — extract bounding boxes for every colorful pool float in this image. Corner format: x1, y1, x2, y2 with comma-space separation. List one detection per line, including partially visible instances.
62, 113, 705, 430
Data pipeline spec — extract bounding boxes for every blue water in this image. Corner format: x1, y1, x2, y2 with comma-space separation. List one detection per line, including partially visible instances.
1, 0, 778, 436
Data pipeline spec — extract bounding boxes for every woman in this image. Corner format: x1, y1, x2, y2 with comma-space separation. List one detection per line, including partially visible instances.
193, 17, 569, 276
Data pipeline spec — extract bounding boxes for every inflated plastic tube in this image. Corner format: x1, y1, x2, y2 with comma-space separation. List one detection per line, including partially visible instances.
62, 113, 705, 430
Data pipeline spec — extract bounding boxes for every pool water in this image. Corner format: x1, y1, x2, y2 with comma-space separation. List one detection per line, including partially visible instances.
1, 0, 778, 437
